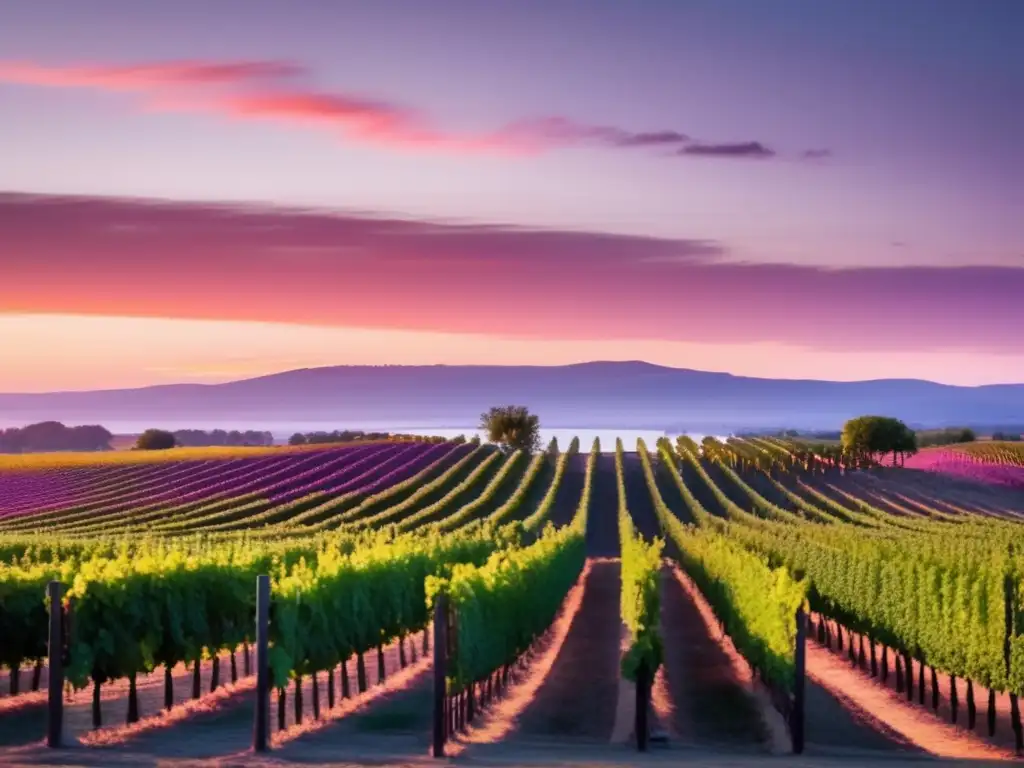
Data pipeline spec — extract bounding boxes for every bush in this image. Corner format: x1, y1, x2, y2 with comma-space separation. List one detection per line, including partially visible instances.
135, 429, 177, 451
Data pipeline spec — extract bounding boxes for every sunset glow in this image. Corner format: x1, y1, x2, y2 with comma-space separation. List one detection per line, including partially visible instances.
1, 1, 1022, 391
3, 314, 1024, 393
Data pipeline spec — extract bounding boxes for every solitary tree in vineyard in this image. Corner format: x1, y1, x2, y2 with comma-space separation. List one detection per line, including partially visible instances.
480, 405, 541, 454
841, 416, 917, 466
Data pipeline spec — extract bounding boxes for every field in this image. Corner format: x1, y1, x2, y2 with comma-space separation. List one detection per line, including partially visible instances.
903, 442, 1024, 489
2, 436, 1024, 767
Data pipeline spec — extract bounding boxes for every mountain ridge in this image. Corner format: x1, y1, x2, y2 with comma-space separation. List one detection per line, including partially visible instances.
2, 362, 1022, 432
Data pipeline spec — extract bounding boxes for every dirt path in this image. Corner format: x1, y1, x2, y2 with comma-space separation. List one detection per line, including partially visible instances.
651, 465, 918, 757
470, 453, 532, 522
585, 457, 619, 557
545, 453, 587, 529
803, 664, 921, 756
2, 740, 1001, 767
116, 634, 419, 760
492, 560, 622, 743
620, 455, 661, 543
880, 467, 1024, 516
742, 471, 799, 512
810, 617, 1023, 759
658, 567, 767, 751
704, 462, 754, 513
803, 474, 914, 518
271, 651, 434, 762
678, 459, 729, 520
0, 647, 253, 748
0, 635, 424, 763
503, 462, 555, 525
805, 637, 1014, 761
652, 459, 692, 525
860, 471, 1024, 519
780, 474, 864, 516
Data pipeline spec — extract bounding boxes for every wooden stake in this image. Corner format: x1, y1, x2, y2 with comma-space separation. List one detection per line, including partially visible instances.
432, 594, 448, 758
46, 581, 64, 748
253, 574, 270, 752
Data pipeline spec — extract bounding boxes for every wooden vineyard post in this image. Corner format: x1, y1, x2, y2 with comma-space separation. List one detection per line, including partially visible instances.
1010, 694, 1022, 756
635, 659, 649, 752
1006, 571, 1023, 755
46, 581, 64, 748
791, 607, 807, 754
253, 574, 270, 753
432, 593, 448, 758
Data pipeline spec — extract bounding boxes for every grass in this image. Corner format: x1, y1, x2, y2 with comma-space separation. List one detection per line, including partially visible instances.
0, 440, 397, 471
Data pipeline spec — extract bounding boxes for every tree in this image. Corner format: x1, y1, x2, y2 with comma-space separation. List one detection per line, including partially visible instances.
135, 429, 177, 451
889, 422, 918, 466
479, 405, 541, 454
841, 416, 917, 466
70, 425, 114, 451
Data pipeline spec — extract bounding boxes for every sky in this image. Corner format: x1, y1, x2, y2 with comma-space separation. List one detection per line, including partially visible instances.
1, 0, 1023, 392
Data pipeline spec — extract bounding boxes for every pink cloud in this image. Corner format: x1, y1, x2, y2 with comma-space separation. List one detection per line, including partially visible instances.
1, 193, 1022, 356
0, 58, 823, 158
0, 59, 304, 90
215, 90, 532, 154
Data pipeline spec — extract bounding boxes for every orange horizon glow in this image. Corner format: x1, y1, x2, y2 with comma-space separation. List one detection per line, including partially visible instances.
3, 313, 1024, 393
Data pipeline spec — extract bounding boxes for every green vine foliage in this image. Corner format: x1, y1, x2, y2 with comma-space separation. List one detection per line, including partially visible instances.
614, 439, 664, 682
0, 527, 505, 694
678, 526, 805, 693
652, 436, 1024, 696
64, 548, 264, 689
268, 529, 497, 688
0, 561, 69, 676
427, 512, 587, 694
638, 438, 806, 693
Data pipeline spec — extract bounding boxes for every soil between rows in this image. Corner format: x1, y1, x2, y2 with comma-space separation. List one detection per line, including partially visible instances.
496, 559, 622, 743
629, 456, 930, 756
544, 453, 587, 529
5, 452, 1020, 767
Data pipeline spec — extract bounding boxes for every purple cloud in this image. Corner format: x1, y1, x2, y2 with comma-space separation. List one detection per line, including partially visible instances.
610, 130, 691, 147
0, 59, 834, 163
2, 193, 1024, 357
680, 141, 776, 159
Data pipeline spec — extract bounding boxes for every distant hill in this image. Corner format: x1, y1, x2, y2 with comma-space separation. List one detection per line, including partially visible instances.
1, 362, 1023, 433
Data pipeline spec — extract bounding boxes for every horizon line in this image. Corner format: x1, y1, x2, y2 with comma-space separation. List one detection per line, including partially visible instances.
2, 359, 1022, 398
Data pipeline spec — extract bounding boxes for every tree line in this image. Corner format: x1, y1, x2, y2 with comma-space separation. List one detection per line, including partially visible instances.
914, 427, 976, 448
171, 429, 275, 447
287, 430, 455, 446
0, 421, 113, 453
747, 425, 1021, 445
0, 423, 281, 453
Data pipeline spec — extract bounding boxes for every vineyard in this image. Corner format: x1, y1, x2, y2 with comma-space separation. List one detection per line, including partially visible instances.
904, 442, 1024, 489
2, 435, 1024, 765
